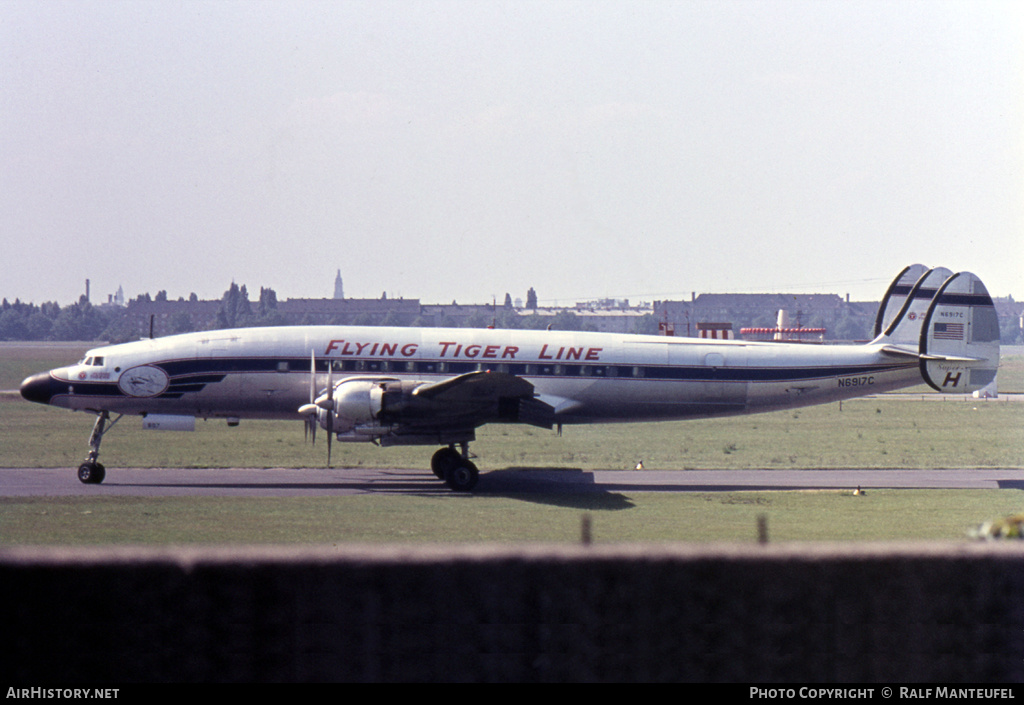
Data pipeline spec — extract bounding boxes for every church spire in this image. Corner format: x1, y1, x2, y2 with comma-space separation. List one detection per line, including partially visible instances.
333, 270, 344, 299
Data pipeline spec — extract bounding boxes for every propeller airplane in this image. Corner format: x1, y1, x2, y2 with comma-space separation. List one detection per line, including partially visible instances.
20, 265, 1000, 491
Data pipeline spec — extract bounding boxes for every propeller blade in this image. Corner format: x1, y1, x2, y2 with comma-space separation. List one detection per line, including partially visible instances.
307, 350, 317, 446
309, 350, 317, 404
324, 357, 334, 468
326, 411, 333, 468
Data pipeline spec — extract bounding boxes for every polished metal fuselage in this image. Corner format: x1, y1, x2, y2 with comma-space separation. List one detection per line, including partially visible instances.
39, 325, 921, 424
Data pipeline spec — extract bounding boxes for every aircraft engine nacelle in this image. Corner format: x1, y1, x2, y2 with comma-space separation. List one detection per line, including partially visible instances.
328, 377, 424, 433
326, 378, 385, 432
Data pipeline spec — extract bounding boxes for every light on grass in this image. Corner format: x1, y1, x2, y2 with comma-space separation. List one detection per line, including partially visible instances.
3, 490, 1024, 545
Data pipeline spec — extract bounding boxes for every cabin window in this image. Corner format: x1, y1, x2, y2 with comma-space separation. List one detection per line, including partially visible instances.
277, 361, 289, 372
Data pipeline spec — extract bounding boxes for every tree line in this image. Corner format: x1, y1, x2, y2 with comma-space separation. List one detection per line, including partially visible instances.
1, 284, 661, 342
3, 284, 1019, 344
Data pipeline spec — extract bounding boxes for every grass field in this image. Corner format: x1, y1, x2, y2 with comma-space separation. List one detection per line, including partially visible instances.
2, 343, 1022, 545
2, 388, 1021, 471
1, 490, 1022, 545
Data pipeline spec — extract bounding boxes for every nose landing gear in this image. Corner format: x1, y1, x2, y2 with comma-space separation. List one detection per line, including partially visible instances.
77, 411, 122, 485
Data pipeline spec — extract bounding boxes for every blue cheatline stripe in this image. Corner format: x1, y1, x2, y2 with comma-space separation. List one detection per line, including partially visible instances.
162, 357, 916, 384
53, 359, 917, 400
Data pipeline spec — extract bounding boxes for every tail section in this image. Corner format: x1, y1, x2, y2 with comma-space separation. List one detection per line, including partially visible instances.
875, 266, 952, 345
874, 266, 1000, 394
919, 271, 1000, 393
873, 263, 928, 338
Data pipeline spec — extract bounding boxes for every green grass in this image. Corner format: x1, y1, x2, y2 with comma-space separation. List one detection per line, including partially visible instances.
0, 343, 93, 392
2, 490, 1022, 545
2, 394, 1021, 471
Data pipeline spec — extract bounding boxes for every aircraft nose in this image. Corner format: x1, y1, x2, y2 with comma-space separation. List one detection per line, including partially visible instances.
20, 372, 58, 405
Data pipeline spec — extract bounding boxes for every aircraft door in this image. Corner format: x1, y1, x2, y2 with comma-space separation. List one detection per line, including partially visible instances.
195, 334, 243, 415
701, 348, 748, 410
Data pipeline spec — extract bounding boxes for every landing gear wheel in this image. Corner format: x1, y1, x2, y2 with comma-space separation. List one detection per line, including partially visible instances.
77, 462, 106, 484
431, 447, 461, 480
444, 460, 479, 492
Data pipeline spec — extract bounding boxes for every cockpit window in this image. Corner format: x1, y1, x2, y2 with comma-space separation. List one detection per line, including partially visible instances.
92, 357, 104, 366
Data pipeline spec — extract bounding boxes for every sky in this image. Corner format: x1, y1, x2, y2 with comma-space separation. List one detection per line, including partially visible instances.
2, 0, 1022, 308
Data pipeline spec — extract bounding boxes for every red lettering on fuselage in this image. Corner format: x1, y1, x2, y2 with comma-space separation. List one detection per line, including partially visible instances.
324, 340, 419, 357
324, 339, 599, 362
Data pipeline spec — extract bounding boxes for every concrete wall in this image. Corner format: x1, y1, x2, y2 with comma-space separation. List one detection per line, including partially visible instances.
3, 543, 1022, 682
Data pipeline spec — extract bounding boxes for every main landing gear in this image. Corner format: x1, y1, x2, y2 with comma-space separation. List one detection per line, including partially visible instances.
77, 410, 122, 485
431, 442, 479, 492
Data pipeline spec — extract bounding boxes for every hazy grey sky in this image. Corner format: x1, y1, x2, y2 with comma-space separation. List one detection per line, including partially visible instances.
2, 0, 1021, 307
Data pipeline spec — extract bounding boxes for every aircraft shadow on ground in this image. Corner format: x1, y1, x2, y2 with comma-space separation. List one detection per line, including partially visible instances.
476, 467, 631, 510
114, 468, 453, 496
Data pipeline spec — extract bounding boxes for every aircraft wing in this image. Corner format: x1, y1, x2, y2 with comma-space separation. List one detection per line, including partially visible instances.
411, 371, 555, 429
413, 370, 534, 401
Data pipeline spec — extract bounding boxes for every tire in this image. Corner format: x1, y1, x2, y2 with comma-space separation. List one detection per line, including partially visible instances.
431, 447, 461, 480
444, 460, 479, 492
77, 462, 105, 484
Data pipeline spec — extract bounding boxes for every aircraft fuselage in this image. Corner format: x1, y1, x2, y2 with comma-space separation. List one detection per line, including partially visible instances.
23, 325, 921, 424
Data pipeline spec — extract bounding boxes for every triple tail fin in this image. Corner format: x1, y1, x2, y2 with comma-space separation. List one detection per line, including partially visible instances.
874, 265, 952, 345
874, 266, 1000, 393
918, 271, 1000, 393
873, 263, 929, 338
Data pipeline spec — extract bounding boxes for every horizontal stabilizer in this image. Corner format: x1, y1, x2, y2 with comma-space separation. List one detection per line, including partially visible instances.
878, 344, 921, 359
879, 345, 985, 363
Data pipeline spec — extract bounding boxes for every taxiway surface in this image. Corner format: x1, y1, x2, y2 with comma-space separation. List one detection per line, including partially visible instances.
3, 466, 1023, 496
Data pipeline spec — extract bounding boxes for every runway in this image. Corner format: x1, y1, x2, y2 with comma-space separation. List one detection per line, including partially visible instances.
3, 466, 1023, 496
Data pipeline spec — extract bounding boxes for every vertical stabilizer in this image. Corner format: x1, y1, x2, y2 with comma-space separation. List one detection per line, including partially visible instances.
873, 264, 928, 338
876, 266, 952, 346
919, 272, 1000, 393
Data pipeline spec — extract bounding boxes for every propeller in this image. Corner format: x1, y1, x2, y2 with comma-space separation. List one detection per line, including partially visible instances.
324, 358, 334, 467
304, 351, 317, 445
299, 350, 335, 467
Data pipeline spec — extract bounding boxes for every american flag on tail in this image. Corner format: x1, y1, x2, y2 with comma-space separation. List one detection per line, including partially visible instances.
933, 322, 964, 340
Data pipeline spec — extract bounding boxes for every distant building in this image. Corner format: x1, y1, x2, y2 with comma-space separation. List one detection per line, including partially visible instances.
278, 297, 421, 326
99, 285, 125, 309
696, 322, 734, 340
333, 270, 344, 299
655, 293, 875, 340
